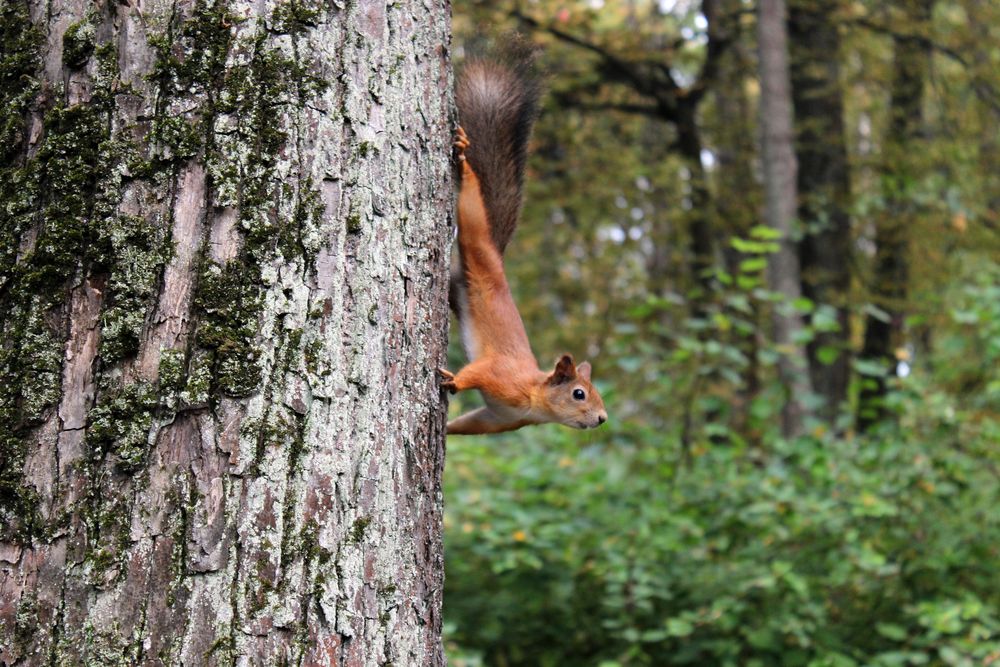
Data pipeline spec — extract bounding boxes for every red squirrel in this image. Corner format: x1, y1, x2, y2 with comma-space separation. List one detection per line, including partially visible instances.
439, 46, 608, 436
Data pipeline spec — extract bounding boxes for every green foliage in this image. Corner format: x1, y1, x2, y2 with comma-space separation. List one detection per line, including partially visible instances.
930, 259, 1000, 412
445, 394, 1000, 665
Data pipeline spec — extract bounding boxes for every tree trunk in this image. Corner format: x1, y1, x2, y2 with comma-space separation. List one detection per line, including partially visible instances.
758, 0, 812, 438
712, 0, 762, 443
788, 0, 852, 422
0, 0, 452, 664
857, 0, 933, 431
676, 107, 717, 310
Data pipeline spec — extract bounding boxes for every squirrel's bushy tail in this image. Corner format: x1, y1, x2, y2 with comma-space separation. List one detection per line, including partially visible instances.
456, 37, 542, 254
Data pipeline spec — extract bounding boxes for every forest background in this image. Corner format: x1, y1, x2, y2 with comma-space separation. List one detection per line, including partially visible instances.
443, 0, 1000, 665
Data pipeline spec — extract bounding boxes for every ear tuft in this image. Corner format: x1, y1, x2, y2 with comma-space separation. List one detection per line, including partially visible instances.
548, 354, 577, 385
577, 361, 592, 382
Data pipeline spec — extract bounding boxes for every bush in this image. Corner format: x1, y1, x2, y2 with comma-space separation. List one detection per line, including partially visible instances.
444, 397, 1000, 666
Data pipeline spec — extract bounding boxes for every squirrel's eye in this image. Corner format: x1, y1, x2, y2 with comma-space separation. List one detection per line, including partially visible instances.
572, 388, 586, 401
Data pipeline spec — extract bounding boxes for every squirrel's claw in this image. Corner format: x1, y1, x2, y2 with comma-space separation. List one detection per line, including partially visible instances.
453, 126, 470, 161
438, 368, 458, 394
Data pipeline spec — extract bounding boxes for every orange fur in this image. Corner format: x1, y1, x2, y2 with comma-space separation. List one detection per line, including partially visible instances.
442, 128, 608, 435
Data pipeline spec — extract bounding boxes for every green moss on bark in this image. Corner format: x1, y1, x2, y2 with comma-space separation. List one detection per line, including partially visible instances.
18, 302, 64, 420
98, 214, 173, 360
76, 619, 137, 666
158, 348, 214, 410
350, 516, 371, 544
2, 0, 332, 540
194, 260, 263, 396
2, 39, 117, 428
87, 382, 158, 470
158, 349, 187, 392
205, 21, 327, 264
62, 17, 96, 69
0, 0, 44, 539
146, 0, 236, 163
0, 30, 172, 536
271, 0, 324, 34
0, 1, 39, 162
147, 0, 329, 398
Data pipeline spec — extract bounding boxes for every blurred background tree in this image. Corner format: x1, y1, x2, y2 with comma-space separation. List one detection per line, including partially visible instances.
446, 0, 1000, 665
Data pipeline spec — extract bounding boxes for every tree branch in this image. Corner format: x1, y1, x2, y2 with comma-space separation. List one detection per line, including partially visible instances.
511, 9, 661, 99
687, 0, 733, 104
849, 17, 1000, 115
512, 4, 734, 113
850, 17, 969, 67
550, 93, 663, 118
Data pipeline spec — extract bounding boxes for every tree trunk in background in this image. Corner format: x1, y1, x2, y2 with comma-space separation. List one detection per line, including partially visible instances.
0, 0, 452, 664
966, 0, 1000, 219
788, 0, 852, 423
713, 0, 762, 442
676, 113, 717, 311
758, 0, 811, 438
678, 0, 722, 311
966, 0, 1000, 413
857, 0, 933, 431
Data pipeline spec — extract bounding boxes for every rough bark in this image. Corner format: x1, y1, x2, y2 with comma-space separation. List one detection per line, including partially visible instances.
0, 0, 453, 664
788, 0, 852, 421
758, 0, 811, 438
857, 0, 933, 431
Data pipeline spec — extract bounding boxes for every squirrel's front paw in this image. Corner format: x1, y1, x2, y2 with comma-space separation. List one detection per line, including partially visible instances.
437, 368, 458, 394
453, 126, 470, 161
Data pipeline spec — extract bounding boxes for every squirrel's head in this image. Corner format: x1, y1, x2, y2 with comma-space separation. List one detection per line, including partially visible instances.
541, 354, 608, 430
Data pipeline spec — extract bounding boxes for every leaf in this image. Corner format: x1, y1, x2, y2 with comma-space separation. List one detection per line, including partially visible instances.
951, 309, 980, 324
872, 651, 929, 666
731, 237, 779, 254
876, 623, 909, 641
793, 296, 815, 313
938, 646, 962, 664
640, 628, 669, 642
812, 305, 841, 332
725, 293, 753, 313
810, 652, 859, 667
864, 303, 893, 323
854, 359, 890, 377
817, 346, 840, 365
666, 617, 694, 637
740, 257, 768, 273
750, 224, 784, 240
617, 356, 643, 373
745, 627, 777, 650
784, 572, 809, 597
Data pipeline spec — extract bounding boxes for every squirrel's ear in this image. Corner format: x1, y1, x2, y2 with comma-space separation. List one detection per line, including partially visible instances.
548, 354, 577, 385
577, 361, 592, 382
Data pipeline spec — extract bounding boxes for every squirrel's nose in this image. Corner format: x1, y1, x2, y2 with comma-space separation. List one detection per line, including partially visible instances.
597, 414, 607, 425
